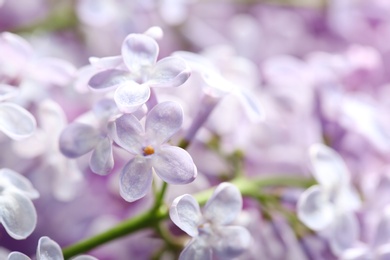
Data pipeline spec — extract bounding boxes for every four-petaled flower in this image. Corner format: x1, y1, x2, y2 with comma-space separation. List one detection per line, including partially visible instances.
88, 33, 191, 113
8, 236, 97, 260
0, 168, 39, 240
110, 101, 197, 202
169, 182, 251, 260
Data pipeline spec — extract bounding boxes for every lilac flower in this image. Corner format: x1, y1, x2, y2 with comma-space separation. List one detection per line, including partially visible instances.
8, 236, 97, 260
297, 143, 362, 231
88, 32, 191, 113
0, 84, 36, 140
169, 182, 251, 260
0, 168, 39, 239
109, 101, 197, 202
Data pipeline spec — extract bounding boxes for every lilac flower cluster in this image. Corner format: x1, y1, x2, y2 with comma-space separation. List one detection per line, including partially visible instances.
1, 0, 390, 260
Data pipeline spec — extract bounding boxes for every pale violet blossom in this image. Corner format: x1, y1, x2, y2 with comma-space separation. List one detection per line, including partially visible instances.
109, 101, 197, 202
0, 84, 36, 140
169, 182, 251, 260
0, 168, 39, 239
297, 143, 362, 231
8, 236, 97, 260
88, 32, 191, 113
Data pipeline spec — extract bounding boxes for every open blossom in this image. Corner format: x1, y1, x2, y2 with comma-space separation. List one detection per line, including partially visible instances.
169, 182, 251, 260
297, 143, 362, 231
0, 168, 39, 240
88, 32, 191, 113
8, 236, 97, 260
109, 101, 197, 202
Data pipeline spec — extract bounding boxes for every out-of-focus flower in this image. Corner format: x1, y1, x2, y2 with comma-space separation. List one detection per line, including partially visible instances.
169, 182, 251, 260
109, 101, 197, 202
88, 32, 190, 113
297, 143, 362, 231
0, 168, 39, 239
8, 236, 97, 260
0, 84, 36, 140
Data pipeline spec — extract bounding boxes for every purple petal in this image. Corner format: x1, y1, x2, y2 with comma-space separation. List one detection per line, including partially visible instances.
373, 206, 390, 248
114, 82, 150, 113
0, 190, 37, 240
153, 146, 197, 184
297, 185, 335, 231
148, 56, 190, 88
203, 182, 242, 225
111, 114, 143, 154
59, 123, 100, 158
180, 239, 212, 260
0, 102, 36, 140
37, 236, 63, 260
377, 244, 390, 260
145, 101, 183, 145
170, 194, 201, 237
88, 69, 130, 90
213, 226, 251, 259
7, 252, 30, 260
90, 137, 114, 175
121, 34, 159, 73
119, 157, 153, 202
0, 168, 39, 199
310, 143, 350, 189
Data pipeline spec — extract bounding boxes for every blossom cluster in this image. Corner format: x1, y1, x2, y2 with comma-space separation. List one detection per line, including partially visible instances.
1, 0, 390, 260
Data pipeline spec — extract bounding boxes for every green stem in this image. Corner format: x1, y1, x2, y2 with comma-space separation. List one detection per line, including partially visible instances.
62, 175, 315, 258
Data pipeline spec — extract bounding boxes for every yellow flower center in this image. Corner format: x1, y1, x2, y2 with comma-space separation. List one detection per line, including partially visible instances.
143, 145, 155, 156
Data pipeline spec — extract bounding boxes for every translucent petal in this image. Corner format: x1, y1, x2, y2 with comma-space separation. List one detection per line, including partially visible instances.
153, 146, 197, 184
234, 88, 264, 123
170, 194, 201, 237
328, 213, 360, 255
148, 57, 190, 88
38, 99, 67, 136
297, 185, 335, 231
114, 82, 150, 113
213, 226, 251, 259
334, 185, 362, 213
111, 114, 143, 154
341, 246, 370, 260
203, 182, 242, 225
0, 190, 37, 240
27, 58, 76, 86
0, 84, 18, 101
90, 137, 114, 175
373, 206, 390, 248
309, 143, 350, 189
145, 101, 183, 145
0, 103, 36, 140
88, 69, 130, 90
179, 239, 212, 260
37, 236, 64, 260
376, 244, 390, 260
0, 168, 39, 199
7, 252, 31, 260
59, 123, 100, 158
121, 34, 159, 73
119, 157, 153, 202
73, 256, 98, 260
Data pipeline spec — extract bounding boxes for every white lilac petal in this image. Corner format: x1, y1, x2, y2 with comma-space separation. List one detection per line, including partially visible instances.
153, 146, 197, 185
297, 185, 335, 231
334, 185, 362, 213
0, 102, 36, 140
0, 84, 19, 101
376, 244, 390, 260
170, 194, 201, 237
213, 226, 251, 259
179, 238, 212, 260
145, 101, 183, 145
148, 56, 190, 88
8, 252, 31, 260
37, 236, 64, 260
72, 256, 99, 260
373, 206, 390, 248
59, 123, 100, 158
114, 82, 150, 113
112, 114, 143, 154
38, 100, 67, 139
0, 168, 39, 199
90, 137, 114, 175
0, 190, 37, 240
340, 246, 370, 260
328, 213, 360, 256
203, 182, 242, 225
88, 69, 130, 90
121, 34, 159, 73
234, 88, 264, 122
143, 26, 164, 40
309, 143, 350, 189
27, 58, 76, 86
89, 55, 123, 69
119, 157, 154, 202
